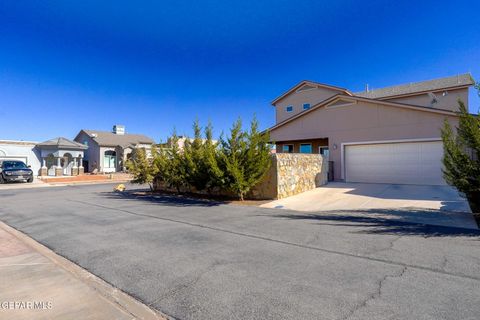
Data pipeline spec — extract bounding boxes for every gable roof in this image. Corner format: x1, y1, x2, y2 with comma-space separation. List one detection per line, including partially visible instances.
268, 94, 458, 132
77, 130, 155, 147
355, 73, 474, 99
271, 80, 353, 105
37, 137, 88, 150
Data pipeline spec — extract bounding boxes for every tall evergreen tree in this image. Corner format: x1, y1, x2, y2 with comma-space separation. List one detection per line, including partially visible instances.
183, 120, 210, 191
164, 132, 187, 192
126, 147, 158, 191
244, 116, 271, 193
441, 96, 480, 206
203, 121, 223, 192
220, 117, 271, 200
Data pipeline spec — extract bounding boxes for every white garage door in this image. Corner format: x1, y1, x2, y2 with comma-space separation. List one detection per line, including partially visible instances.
0, 156, 29, 164
345, 141, 445, 185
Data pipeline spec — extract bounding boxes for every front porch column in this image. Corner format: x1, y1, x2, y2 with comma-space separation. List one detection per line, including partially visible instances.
78, 156, 84, 175
71, 157, 79, 176
55, 157, 63, 176
39, 158, 47, 176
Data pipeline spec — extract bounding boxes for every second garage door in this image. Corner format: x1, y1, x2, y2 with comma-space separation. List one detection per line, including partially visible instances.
344, 141, 445, 185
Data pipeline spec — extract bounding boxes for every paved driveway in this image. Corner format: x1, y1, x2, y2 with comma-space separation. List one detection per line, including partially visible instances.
262, 182, 477, 229
0, 184, 479, 320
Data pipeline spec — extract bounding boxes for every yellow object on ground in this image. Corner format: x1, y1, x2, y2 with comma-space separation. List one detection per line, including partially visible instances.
114, 184, 126, 192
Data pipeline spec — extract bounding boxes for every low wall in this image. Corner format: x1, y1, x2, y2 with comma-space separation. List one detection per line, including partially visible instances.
250, 153, 328, 199
153, 153, 328, 200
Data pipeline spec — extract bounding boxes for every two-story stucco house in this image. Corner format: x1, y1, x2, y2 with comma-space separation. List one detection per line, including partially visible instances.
74, 125, 155, 173
268, 74, 475, 185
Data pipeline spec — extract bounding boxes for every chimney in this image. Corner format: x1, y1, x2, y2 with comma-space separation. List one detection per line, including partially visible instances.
113, 125, 125, 135
365, 84, 369, 92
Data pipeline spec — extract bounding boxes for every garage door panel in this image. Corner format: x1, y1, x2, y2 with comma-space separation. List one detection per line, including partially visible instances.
0, 156, 28, 163
345, 141, 445, 185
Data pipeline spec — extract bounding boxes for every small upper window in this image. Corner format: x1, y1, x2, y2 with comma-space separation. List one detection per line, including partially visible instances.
285, 106, 293, 112
303, 103, 311, 110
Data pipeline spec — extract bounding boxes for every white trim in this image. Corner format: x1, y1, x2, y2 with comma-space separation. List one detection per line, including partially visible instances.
296, 86, 316, 93
325, 100, 357, 109
340, 138, 442, 180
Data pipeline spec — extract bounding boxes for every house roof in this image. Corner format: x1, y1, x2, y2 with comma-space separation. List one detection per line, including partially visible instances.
355, 73, 474, 99
37, 137, 88, 150
80, 130, 155, 147
268, 94, 458, 132
271, 80, 353, 105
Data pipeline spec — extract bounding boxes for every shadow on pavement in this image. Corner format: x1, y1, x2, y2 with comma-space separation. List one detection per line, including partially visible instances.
271, 208, 480, 238
99, 190, 223, 208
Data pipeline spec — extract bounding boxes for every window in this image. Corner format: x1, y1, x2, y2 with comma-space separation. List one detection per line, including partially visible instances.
319, 146, 330, 157
303, 103, 311, 110
282, 145, 294, 153
104, 150, 117, 169
299, 143, 312, 153
285, 105, 293, 112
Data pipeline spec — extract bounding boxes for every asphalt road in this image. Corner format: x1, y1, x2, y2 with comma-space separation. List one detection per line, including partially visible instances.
1, 183, 479, 320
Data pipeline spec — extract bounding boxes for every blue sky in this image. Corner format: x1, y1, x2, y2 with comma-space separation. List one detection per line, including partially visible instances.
0, 1, 479, 142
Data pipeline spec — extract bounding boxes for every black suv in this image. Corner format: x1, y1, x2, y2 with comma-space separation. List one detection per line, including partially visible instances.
0, 160, 34, 183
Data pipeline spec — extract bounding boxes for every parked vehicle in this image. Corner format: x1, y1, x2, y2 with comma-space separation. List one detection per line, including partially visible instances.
0, 160, 34, 183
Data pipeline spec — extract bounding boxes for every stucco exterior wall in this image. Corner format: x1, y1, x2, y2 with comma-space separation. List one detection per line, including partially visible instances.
384, 88, 468, 112
274, 86, 343, 123
74, 131, 100, 172
0, 141, 42, 175
270, 100, 459, 181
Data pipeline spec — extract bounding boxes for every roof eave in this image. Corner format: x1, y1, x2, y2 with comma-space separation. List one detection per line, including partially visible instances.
374, 84, 473, 100
270, 80, 352, 106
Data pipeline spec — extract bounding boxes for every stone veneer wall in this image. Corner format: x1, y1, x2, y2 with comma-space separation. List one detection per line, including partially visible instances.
154, 153, 328, 200
250, 153, 328, 200
276, 153, 328, 199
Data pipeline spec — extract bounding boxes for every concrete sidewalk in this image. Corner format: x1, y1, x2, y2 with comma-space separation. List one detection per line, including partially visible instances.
0, 222, 164, 320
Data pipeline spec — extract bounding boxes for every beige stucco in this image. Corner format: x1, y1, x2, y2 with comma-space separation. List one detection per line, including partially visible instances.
274, 86, 344, 123
270, 100, 459, 180
384, 87, 469, 112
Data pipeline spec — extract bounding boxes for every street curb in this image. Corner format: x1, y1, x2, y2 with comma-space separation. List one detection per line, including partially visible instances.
0, 221, 168, 320
48, 179, 132, 186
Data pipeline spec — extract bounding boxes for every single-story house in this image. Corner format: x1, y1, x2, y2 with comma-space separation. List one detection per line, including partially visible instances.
0, 138, 87, 176
268, 73, 475, 185
74, 125, 155, 173
0, 140, 41, 174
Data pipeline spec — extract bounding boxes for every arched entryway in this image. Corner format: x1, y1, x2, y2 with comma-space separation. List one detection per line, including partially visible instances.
62, 153, 73, 175
46, 153, 56, 176
103, 150, 116, 172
